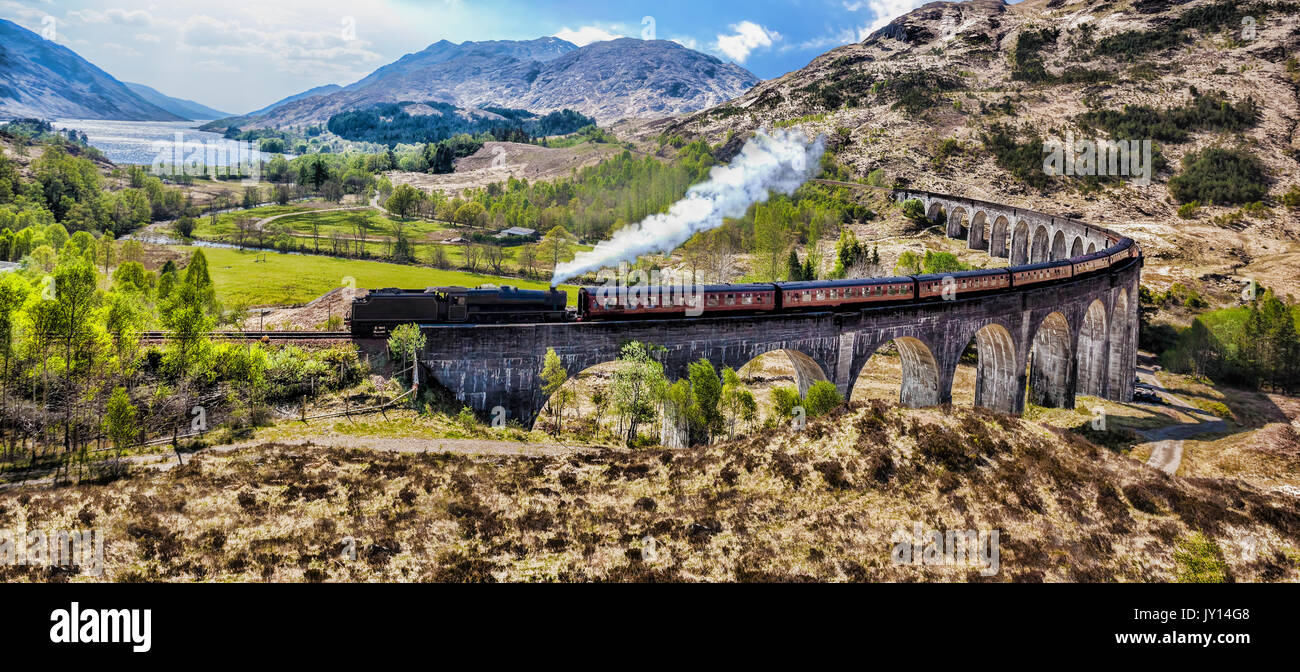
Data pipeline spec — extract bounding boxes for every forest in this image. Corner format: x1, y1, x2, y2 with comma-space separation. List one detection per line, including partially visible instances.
326, 102, 595, 148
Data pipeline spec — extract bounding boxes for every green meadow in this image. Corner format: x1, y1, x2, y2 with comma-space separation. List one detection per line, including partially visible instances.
189, 245, 579, 307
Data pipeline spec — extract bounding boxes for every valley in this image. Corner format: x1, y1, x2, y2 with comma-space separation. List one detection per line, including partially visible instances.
0, 0, 1297, 594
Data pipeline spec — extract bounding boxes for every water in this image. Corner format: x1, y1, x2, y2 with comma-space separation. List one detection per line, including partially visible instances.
53, 119, 279, 167
127, 233, 307, 256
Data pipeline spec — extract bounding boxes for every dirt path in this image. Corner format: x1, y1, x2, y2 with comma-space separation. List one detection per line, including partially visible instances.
1135, 366, 1228, 475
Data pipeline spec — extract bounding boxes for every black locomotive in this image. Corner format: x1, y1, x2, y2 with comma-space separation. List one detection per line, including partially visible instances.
348, 286, 568, 336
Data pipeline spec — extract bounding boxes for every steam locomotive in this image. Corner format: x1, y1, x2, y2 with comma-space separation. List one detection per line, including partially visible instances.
348, 286, 568, 336
347, 238, 1139, 335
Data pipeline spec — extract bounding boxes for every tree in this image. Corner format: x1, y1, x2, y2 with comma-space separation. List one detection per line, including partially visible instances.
719, 367, 756, 438
0, 273, 30, 428
429, 244, 450, 269
182, 249, 219, 316
902, 198, 928, 225
386, 323, 426, 388
537, 226, 574, 273
104, 386, 139, 469
51, 260, 100, 455
832, 229, 864, 278
611, 341, 666, 445
454, 201, 487, 227
484, 244, 507, 275
540, 348, 572, 433
462, 244, 483, 272
770, 386, 802, 420
660, 379, 692, 448
104, 291, 145, 381
518, 244, 539, 278
804, 380, 844, 417
786, 249, 805, 281
686, 358, 723, 444
385, 184, 421, 219
174, 215, 196, 239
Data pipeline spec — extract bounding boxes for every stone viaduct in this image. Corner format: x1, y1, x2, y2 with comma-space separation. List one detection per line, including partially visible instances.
415, 189, 1142, 429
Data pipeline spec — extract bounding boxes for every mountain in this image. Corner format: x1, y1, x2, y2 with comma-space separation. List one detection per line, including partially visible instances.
209, 37, 759, 130
124, 82, 228, 120
0, 19, 183, 121
667, 0, 1300, 301
245, 83, 343, 117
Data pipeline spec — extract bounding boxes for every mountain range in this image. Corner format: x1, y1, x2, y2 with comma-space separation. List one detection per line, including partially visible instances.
124, 82, 229, 121
0, 19, 183, 121
206, 36, 760, 130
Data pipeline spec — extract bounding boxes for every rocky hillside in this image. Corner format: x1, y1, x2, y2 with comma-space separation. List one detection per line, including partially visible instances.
665, 0, 1300, 300
0, 19, 184, 122
212, 37, 759, 130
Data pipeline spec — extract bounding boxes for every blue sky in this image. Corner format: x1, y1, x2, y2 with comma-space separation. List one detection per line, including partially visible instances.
0, 0, 936, 114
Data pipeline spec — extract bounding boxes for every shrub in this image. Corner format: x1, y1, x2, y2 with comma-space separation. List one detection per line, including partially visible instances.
1076, 90, 1259, 144
1173, 532, 1228, 583
1168, 147, 1268, 205
901, 199, 928, 224
980, 123, 1050, 190
766, 386, 799, 419
1284, 185, 1300, 209
1176, 201, 1200, 219
803, 381, 844, 417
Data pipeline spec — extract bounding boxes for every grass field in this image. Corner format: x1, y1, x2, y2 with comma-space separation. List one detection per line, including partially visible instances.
192, 206, 592, 271
187, 245, 579, 307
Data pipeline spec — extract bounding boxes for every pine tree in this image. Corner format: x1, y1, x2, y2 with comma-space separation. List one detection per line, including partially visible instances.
786, 249, 804, 281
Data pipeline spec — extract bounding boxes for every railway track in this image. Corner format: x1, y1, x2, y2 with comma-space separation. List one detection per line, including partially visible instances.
139, 331, 353, 341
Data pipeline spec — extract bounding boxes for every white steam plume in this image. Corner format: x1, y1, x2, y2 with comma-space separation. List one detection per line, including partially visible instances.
550, 128, 826, 286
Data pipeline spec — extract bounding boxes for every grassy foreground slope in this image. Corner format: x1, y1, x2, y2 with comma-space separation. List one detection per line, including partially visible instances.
190, 245, 578, 307
2, 401, 1295, 582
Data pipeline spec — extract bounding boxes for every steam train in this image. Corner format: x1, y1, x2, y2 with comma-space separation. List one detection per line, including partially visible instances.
348, 286, 568, 336
347, 238, 1139, 335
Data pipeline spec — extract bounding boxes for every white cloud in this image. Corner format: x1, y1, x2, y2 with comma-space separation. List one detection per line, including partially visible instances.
134, 32, 161, 43
848, 0, 930, 38
105, 8, 153, 26
713, 21, 779, 64
553, 25, 623, 46
671, 36, 700, 52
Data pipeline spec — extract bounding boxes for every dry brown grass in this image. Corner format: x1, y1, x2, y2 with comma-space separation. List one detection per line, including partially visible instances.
3, 401, 1297, 583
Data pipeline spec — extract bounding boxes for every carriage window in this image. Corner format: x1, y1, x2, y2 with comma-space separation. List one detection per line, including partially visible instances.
742, 293, 753, 305
707, 295, 719, 306
725, 294, 735, 306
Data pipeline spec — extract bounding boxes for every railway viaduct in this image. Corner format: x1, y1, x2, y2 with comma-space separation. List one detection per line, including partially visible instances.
415, 189, 1141, 430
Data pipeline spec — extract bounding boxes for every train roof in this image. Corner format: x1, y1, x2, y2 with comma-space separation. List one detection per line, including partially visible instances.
913, 269, 1007, 283
580, 282, 777, 293
1012, 259, 1074, 272
778, 277, 913, 290
464, 286, 561, 298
